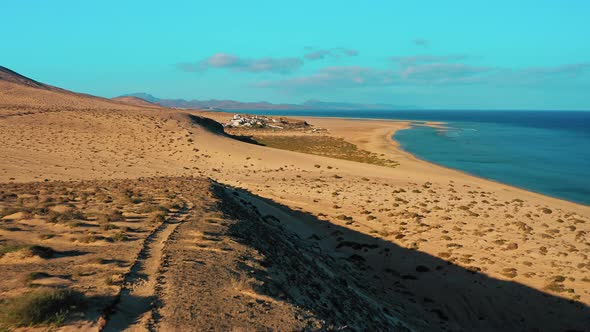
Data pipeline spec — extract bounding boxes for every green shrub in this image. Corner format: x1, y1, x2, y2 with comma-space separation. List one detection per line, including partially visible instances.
106, 210, 124, 222
97, 210, 124, 224
104, 275, 116, 285
111, 231, 128, 242
98, 221, 118, 230
47, 210, 85, 223
78, 234, 100, 243
149, 211, 166, 224
170, 200, 184, 210
0, 288, 84, 328
0, 207, 26, 218
253, 135, 398, 168
23, 245, 54, 258
0, 245, 23, 257
26, 272, 52, 286
0, 245, 54, 259
33, 207, 52, 216
47, 211, 60, 223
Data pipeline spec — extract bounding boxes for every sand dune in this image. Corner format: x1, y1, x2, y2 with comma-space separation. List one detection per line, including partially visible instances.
1, 68, 589, 331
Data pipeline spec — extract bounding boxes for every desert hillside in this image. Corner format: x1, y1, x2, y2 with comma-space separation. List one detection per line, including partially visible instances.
111, 96, 162, 108
1, 67, 589, 331
0, 66, 51, 90
0, 67, 149, 118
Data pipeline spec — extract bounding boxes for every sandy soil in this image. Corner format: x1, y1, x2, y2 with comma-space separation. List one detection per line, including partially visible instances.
1, 77, 590, 331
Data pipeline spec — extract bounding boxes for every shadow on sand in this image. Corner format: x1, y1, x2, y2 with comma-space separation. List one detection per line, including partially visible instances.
217, 183, 590, 332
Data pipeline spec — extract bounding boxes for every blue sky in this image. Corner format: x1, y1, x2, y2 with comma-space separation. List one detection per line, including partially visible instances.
1, 0, 589, 110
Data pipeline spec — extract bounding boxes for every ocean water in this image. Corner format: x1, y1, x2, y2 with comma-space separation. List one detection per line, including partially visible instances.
241, 110, 590, 205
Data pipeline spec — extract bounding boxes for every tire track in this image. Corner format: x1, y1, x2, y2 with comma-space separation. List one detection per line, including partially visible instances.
100, 197, 193, 332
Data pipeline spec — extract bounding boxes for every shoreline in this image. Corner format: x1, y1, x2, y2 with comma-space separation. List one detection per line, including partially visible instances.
390, 121, 590, 207
201, 109, 589, 210
199, 110, 590, 307
292, 115, 590, 212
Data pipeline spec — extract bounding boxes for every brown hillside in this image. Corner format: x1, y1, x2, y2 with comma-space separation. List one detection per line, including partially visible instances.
112, 96, 162, 108
0, 66, 152, 116
0, 66, 51, 90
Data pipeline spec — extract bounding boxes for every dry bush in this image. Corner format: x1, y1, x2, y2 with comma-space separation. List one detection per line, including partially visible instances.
0, 288, 84, 328
0, 244, 54, 259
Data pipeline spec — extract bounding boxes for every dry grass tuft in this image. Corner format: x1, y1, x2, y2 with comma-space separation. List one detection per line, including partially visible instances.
253, 135, 398, 167
0, 288, 84, 328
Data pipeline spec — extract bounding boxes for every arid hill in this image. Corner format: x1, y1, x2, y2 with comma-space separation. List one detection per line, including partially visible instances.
112, 96, 162, 108
119, 92, 415, 110
0, 66, 150, 115
0, 66, 51, 90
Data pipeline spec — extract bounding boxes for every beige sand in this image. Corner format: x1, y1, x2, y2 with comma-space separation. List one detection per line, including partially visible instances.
199, 112, 590, 293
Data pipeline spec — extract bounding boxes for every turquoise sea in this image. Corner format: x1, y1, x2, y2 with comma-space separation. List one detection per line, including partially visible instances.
242, 110, 590, 205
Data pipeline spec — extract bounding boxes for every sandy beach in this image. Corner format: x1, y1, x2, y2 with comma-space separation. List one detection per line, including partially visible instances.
1, 76, 589, 330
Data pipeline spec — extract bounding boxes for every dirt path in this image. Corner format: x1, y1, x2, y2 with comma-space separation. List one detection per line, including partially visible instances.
152, 191, 322, 331
101, 198, 193, 332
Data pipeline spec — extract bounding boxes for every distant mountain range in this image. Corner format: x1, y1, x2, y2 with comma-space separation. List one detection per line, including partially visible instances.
118, 93, 418, 111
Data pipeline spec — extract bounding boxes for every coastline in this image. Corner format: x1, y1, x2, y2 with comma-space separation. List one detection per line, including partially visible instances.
200, 109, 589, 211
395, 121, 590, 207
198, 110, 590, 307
294, 115, 590, 213
391, 124, 590, 207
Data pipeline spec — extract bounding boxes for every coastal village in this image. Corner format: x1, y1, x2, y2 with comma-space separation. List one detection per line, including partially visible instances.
223, 113, 326, 133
